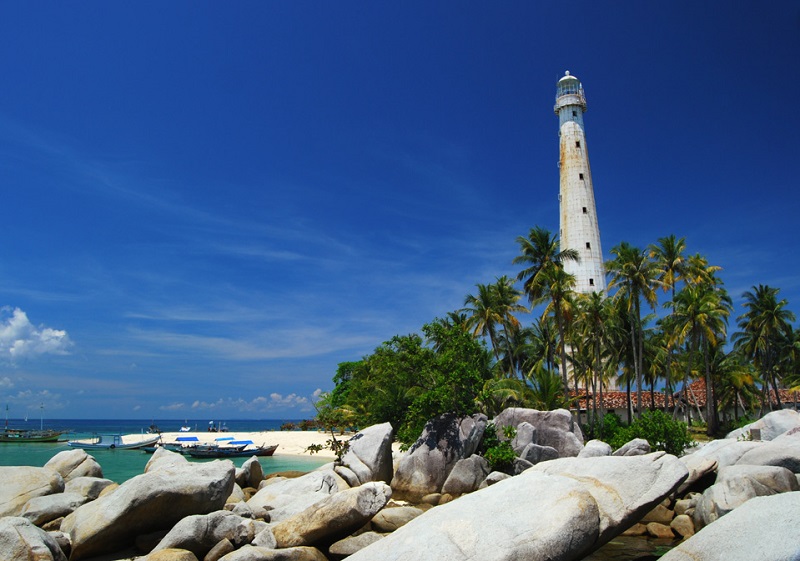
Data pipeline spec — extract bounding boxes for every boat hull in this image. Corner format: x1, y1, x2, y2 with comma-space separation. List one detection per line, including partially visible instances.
0, 429, 66, 443
68, 434, 161, 450
186, 444, 278, 458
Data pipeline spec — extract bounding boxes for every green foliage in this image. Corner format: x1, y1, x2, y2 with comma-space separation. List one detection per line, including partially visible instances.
322, 318, 493, 448
603, 409, 695, 456
479, 423, 517, 472
306, 436, 350, 461
526, 365, 572, 410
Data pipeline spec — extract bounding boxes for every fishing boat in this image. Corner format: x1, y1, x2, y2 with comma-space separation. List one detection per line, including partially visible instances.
0, 428, 67, 443
1, 403, 67, 442
185, 441, 278, 459
68, 434, 161, 450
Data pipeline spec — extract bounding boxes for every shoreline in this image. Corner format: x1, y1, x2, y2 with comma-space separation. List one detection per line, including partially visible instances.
127, 430, 349, 459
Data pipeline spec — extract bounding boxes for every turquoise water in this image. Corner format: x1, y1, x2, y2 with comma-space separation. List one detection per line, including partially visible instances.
0, 418, 329, 483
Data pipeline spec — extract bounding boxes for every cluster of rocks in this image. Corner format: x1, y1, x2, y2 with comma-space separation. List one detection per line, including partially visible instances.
2, 409, 800, 561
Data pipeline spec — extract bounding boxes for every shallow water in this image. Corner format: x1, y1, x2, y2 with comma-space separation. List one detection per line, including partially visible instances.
0, 418, 329, 483
583, 536, 677, 560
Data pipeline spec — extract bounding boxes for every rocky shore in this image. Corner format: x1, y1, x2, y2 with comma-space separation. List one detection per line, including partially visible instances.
2, 409, 799, 560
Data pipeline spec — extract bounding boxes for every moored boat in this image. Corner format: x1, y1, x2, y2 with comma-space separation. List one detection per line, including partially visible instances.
0, 428, 68, 443
68, 434, 161, 450
186, 442, 278, 458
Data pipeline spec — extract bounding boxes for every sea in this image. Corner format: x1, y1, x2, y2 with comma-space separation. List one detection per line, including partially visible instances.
0, 418, 329, 483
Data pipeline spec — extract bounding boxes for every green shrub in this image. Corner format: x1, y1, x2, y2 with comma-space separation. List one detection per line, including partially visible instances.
480, 423, 517, 472
604, 410, 695, 456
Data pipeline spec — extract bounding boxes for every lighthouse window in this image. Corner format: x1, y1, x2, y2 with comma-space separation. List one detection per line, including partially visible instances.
582, 207, 588, 213
572, 111, 577, 117
586, 242, 591, 249
589, 278, 595, 286
579, 173, 584, 180
576, 141, 581, 148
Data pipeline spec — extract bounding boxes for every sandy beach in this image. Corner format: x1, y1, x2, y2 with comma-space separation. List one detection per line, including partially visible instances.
141, 430, 348, 459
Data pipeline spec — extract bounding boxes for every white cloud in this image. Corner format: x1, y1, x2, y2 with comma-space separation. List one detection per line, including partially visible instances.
160, 402, 187, 411
0, 376, 13, 388
0, 307, 72, 360
177, 393, 314, 414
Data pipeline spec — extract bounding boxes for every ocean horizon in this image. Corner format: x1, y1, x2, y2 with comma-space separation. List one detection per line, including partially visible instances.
0, 417, 329, 483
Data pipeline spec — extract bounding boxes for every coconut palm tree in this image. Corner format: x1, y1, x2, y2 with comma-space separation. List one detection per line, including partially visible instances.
573, 291, 614, 432
462, 276, 527, 370
513, 226, 579, 304
733, 285, 795, 412
606, 242, 661, 419
670, 282, 732, 435
649, 235, 688, 404
539, 265, 578, 395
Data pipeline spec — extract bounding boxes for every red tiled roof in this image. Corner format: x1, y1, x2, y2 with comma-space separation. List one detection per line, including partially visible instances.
674, 378, 800, 408
569, 389, 669, 411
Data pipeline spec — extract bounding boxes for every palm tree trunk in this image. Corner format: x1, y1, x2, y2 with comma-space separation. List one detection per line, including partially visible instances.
703, 339, 716, 436
635, 299, 644, 419
556, 309, 570, 397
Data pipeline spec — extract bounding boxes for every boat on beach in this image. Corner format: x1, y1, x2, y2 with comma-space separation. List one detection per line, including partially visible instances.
185, 442, 278, 458
68, 434, 161, 450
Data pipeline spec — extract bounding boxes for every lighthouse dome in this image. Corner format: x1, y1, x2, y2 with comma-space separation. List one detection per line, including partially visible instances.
557, 71, 582, 96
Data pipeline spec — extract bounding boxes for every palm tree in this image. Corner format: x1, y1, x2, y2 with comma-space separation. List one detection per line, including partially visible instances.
513, 226, 579, 304
477, 377, 533, 417
539, 265, 578, 395
573, 291, 613, 432
670, 282, 732, 435
526, 317, 559, 374
462, 276, 527, 371
606, 242, 661, 419
733, 285, 795, 412
649, 235, 687, 405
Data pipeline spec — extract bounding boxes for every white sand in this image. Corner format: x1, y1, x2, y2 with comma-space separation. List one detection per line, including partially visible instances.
147, 430, 344, 458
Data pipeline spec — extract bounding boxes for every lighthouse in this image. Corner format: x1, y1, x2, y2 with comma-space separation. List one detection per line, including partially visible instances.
555, 71, 606, 294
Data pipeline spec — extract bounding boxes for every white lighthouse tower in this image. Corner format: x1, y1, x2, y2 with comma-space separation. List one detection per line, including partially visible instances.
555, 71, 606, 294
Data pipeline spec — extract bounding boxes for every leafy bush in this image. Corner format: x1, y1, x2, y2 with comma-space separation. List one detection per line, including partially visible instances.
583, 411, 625, 442
604, 410, 694, 456
479, 423, 517, 472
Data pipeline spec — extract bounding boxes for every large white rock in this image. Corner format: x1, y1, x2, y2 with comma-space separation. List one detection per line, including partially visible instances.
151, 510, 267, 558
21, 491, 88, 526
391, 413, 487, 501
145, 446, 189, 472
0, 466, 64, 518
0, 516, 68, 561
734, 437, 800, 473
246, 470, 342, 523
349, 452, 687, 561
578, 439, 612, 458
215, 545, 328, 560
44, 449, 102, 481
726, 409, 800, 441
694, 464, 800, 527
63, 460, 235, 560
661, 492, 800, 561
441, 454, 490, 496
339, 422, 395, 485
494, 408, 584, 457
349, 471, 600, 561
530, 452, 688, 544
272, 481, 391, 548
64, 476, 117, 501
681, 438, 760, 473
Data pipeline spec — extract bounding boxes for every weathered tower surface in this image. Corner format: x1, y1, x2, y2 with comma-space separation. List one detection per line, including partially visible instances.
555, 71, 606, 294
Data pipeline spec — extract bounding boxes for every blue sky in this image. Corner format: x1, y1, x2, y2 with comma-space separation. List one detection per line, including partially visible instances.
1, 2, 798, 420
